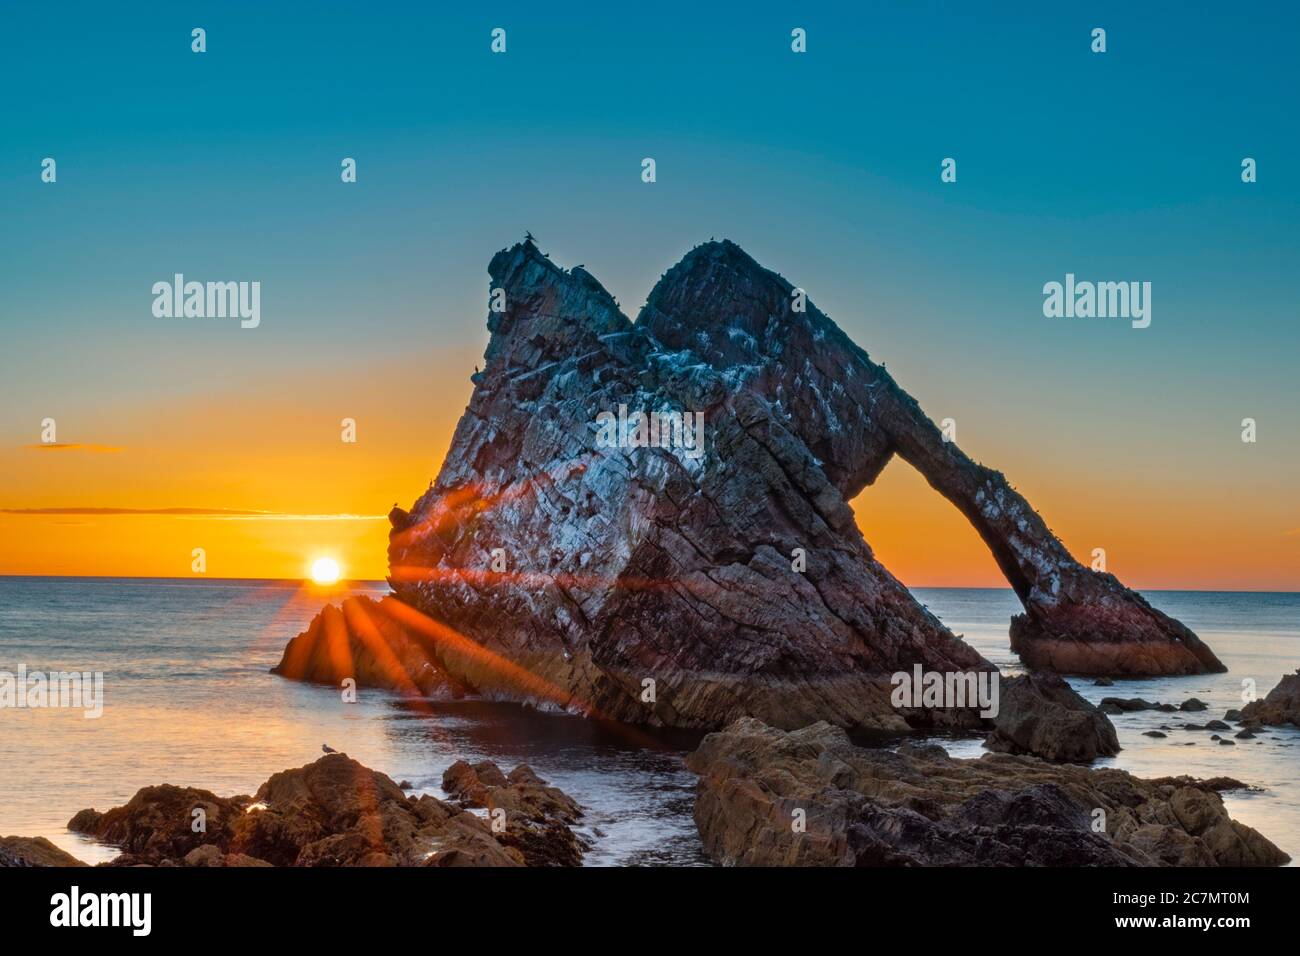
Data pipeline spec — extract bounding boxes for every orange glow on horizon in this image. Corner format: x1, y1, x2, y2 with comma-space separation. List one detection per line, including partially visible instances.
1, 351, 1296, 591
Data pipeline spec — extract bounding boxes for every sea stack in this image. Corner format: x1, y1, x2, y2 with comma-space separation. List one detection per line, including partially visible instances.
368, 239, 1223, 729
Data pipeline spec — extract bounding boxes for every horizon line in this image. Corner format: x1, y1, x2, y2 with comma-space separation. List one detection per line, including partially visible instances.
0, 572, 1296, 595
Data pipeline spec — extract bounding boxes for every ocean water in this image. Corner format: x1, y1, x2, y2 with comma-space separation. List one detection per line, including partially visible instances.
0, 577, 1295, 866
911, 588, 1300, 865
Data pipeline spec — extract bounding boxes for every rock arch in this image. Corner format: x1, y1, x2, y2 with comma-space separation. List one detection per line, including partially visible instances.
638, 240, 1223, 676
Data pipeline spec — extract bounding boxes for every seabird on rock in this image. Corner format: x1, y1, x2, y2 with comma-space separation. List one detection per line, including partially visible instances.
322, 744, 338, 754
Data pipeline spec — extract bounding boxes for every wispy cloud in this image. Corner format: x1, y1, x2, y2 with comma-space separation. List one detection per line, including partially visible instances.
0, 507, 386, 521
23, 443, 124, 453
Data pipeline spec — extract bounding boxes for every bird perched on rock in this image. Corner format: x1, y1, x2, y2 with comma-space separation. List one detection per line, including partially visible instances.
525, 230, 536, 243
322, 744, 338, 754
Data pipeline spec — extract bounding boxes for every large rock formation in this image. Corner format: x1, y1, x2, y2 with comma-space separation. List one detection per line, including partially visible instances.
66, 753, 584, 867
285, 239, 1220, 732
685, 718, 1289, 867
384, 239, 996, 732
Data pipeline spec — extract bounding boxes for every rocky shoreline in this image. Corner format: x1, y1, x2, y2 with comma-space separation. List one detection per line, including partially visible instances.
686, 718, 1289, 867
4, 753, 586, 868
9, 662, 1297, 868
9, 713, 1288, 868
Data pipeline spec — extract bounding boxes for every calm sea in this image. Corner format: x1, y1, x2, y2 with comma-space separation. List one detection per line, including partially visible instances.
0, 577, 1295, 866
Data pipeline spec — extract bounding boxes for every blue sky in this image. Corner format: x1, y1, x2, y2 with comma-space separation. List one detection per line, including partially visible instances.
1, 1, 1297, 583
4, 1, 1297, 386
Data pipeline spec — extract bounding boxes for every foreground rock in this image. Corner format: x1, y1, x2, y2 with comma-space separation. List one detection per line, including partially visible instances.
441, 760, 587, 866
358, 241, 1221, 736
67, 753, 583, 867
67, 782, 245, 864
985, 673, 1120, 763
0, 836, 87, 867
686, 718, 1287, 867
272, 595, 469, 699
1241, 669, 1300, 728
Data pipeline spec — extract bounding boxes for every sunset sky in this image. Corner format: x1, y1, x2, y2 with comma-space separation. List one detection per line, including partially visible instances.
2, 2, 1297, 589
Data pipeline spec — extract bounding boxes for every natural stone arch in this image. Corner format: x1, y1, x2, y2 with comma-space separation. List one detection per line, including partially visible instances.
638, 240, 1223, 676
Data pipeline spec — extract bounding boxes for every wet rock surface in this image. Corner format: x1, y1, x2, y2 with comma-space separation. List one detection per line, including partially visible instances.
64, 753, 584, 867
441, 760, 588, 866
685, 718, 1288, 867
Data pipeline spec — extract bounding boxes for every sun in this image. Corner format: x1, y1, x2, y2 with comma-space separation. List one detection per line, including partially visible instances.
309, 556, 342, 586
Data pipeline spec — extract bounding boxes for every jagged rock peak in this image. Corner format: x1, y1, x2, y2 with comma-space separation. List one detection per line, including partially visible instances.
642, 240, 795, 362
484, 239, 631, 364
